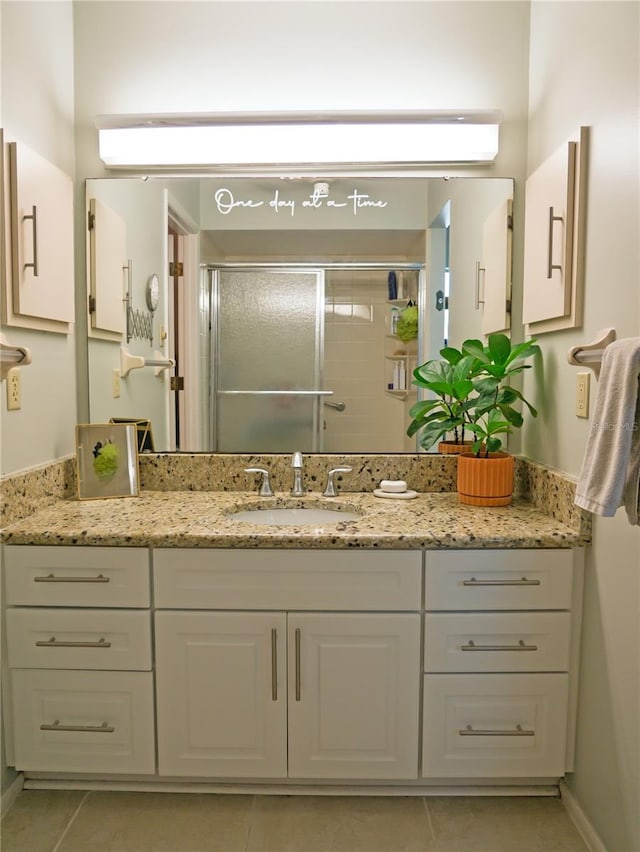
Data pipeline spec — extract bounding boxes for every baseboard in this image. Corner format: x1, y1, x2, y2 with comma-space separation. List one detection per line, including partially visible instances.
559, 780, 607, 852
1, 772, 24, 818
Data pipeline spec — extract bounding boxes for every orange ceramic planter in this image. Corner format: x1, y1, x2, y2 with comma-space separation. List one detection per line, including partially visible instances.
438, 440, 475, 455
457, 452, 515, 506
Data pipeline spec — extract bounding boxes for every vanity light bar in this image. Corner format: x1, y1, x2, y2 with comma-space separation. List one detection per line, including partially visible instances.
96, 111, 502, 168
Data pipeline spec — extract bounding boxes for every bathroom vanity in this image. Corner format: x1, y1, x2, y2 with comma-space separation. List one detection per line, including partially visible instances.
1, 481, 587, 793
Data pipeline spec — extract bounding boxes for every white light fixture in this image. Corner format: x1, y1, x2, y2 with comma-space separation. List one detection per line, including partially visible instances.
96, 111, 501, 169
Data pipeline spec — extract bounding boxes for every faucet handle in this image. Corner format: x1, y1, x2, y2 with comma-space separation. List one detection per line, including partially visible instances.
244, 467, 274, 497
323, 467, 353, 497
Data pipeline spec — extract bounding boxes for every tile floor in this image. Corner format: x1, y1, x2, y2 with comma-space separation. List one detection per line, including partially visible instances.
0, 789, 589, 852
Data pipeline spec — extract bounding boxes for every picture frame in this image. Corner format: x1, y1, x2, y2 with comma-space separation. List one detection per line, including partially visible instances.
75, 423, 139, 500
109, 417, 155, 452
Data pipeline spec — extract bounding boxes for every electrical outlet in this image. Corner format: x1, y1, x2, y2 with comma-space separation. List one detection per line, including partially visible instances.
7, 367, 21, 411
576, 371, 590, 418
112, 369, 121, 399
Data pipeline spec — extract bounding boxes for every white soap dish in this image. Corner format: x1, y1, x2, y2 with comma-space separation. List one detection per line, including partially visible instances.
373, 489, 418, 500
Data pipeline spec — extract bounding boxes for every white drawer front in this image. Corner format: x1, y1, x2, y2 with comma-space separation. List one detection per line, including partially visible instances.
422, 673, 569, 779
153, 549, 422, 611
6, 609, 152, 671
425, 550, 573, 611
11, 669, 155, 773
424, 612, 572, 673
4, 546, 150, 607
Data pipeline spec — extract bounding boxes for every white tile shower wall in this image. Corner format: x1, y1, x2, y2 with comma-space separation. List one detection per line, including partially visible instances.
324, 272, 412, 452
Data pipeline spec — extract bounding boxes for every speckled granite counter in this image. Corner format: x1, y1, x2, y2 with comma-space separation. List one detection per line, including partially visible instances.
1, 490, 589, 550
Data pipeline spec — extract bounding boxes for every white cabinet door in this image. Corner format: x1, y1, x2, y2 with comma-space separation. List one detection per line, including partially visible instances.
480, 198, 512, 335
87, 196, 127, 336
155, 611, 287, 778
7, 141, 74, 327
522, 141, 577, 324
287, 612, 420, 780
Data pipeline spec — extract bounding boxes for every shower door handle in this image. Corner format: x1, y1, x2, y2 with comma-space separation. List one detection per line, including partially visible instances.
323, 400, 346, 412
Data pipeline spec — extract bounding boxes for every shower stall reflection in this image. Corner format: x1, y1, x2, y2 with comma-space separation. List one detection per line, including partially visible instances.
209, 266, 421, 453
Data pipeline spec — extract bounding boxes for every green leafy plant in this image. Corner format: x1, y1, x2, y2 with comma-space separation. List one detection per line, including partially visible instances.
461, 333, 540, 457
407, 345, 482, 451
407, 333, 540, 456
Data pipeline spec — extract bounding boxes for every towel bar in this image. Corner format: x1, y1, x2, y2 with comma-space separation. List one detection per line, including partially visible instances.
567, 328, 616, 377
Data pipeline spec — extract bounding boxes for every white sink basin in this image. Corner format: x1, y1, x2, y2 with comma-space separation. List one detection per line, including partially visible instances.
230, 507, 361, 526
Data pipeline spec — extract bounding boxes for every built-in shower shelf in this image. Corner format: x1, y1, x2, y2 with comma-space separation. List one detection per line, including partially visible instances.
385, 389, 409, 400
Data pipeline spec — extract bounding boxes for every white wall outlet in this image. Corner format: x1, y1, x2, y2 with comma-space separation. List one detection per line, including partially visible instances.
112, 369, 121, 399
576, 371, 590, 418
6, 367, 21, 411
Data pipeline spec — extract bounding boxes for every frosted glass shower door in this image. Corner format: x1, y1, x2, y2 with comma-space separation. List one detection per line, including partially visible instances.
214, 269, 325, 452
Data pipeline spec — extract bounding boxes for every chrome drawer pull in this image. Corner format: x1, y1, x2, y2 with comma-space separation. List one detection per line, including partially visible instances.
40, 720, 114, 733
460, 724, 534, 737
35, 637, 112, 649
461, 639, 538, 652
271, 628, 278, 702
462, 576, 541, 586
34, 573, 110, 583
295, 627, 301, 702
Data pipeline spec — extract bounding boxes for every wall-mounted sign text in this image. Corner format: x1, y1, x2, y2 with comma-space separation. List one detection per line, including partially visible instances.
214, 187, 389, 218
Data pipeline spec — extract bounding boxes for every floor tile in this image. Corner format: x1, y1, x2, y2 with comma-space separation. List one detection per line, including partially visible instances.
426, 796, 589, 852
246, 795, 437, 852
0, 789, 86, 852
56, 791, 254, 852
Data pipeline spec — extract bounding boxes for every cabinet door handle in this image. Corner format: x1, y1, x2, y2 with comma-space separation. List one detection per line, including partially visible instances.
40, 720, 114, 733
35, 636, 112, 649
547, 206, 563, 279
271, 628, 278, 702
23, 205, 39, 276
295, 627, 301, 702
34, 573, 110, 584
475, 261, 485, 309
461, 639, 538, 652
459, 724, 534, 737
462, 576, 541, 587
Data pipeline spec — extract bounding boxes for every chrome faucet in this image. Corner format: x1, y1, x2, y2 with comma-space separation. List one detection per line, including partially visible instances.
290, 450, 305, 496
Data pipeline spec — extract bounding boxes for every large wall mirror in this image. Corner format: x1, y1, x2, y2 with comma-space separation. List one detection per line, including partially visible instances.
84, 176, 513, 453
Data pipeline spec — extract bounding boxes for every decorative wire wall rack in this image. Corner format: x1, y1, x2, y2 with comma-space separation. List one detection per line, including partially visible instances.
127, 306, 154, 345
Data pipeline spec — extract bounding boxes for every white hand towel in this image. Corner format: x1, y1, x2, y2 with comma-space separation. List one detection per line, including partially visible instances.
575, 338, 640, 525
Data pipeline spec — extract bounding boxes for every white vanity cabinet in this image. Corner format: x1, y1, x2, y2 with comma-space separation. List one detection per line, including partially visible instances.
3, 546, 155, 774
421, 549, 583, 780
153, 549, 422, 781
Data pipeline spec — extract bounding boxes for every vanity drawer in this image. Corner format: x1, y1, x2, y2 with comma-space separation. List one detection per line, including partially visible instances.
424, 612, 571, 672
153, 548, 422, 611
11, 669, 155, 773
6, 609, 152, 671
425, 550, 573, 611
4, 546, 150, 607
422, 673, 569, 778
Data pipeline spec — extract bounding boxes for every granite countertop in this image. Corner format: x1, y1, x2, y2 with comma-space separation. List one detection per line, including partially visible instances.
1, 490, 588, 549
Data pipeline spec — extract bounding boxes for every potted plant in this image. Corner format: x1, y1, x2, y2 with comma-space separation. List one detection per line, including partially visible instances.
406, 344, 482, 454
456, 333, 540, 506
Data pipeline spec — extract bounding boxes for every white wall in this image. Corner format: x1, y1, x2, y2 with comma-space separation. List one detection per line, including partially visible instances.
72, 1, 530, 181
0, 1, 77, 476
523, 4, 639, 851
0, 0, 77, 796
